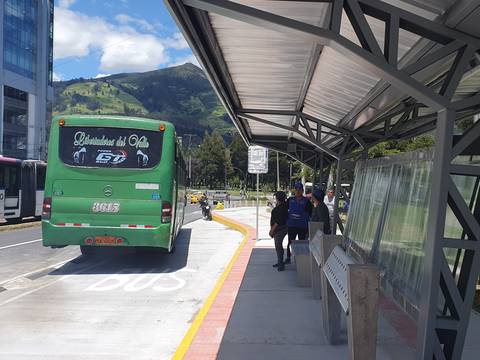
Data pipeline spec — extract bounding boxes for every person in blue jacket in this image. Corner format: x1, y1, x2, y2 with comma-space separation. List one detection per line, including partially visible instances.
285, 182, 313, 264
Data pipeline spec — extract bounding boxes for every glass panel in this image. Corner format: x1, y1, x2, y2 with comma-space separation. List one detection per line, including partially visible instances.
59, 126, 164, 169
4, 164, 20, 197
3, 86, 28, 159
36, 164, 45, 190
3, 0, 38, 79
345, 150, 479, 307
377, 151, 432, 305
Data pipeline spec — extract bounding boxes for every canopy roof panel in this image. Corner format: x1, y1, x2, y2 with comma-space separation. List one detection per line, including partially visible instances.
208, 1, 330, 112
166, 0, 480, 167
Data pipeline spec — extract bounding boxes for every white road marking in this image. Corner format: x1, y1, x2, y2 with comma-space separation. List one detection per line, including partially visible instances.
0, 258, 111, 306
85, 268, 197, 292
0, 238, 42, 250
0, 257, 77, 286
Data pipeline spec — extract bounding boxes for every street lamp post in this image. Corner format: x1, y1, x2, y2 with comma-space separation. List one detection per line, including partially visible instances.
183, 133, 196, 187
232, 166, 247, 196
276, 151, 280, 191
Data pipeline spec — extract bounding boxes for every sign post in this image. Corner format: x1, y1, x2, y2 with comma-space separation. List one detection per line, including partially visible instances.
248, 145, 268, 241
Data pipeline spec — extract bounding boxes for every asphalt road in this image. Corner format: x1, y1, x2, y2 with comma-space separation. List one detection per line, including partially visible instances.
0, 204, 203, 285
0, 203, 234, 360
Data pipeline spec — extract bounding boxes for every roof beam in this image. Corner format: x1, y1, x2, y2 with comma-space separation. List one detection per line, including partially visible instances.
182, 0, 468, 110
238, 112, 340, 159
239, 108, 349, 135
296, 44, 323, 111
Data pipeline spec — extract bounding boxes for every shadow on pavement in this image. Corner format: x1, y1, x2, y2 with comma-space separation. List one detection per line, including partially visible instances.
50, 228, 192, 276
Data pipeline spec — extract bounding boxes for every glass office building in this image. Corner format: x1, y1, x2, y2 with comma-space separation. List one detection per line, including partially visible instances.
0, 0, 53, 159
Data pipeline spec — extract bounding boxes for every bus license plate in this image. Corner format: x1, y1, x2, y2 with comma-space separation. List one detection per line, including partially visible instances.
92, 202, 120, 213
95, 236, 116, 245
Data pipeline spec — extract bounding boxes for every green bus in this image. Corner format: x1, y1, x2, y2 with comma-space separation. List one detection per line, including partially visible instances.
42, 115, 187, 255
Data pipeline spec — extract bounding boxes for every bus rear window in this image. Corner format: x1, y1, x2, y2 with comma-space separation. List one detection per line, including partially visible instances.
59, 126, 163, 169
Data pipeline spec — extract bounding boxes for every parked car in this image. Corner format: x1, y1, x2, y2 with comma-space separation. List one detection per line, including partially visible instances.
190, 192, 203, 204
211, 190, 228, 201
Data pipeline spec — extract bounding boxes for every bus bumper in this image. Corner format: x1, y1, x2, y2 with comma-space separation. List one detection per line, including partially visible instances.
41, 221, 172, 249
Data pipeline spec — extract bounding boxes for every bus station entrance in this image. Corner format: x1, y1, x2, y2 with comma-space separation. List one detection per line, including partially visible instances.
165, 0, 480, 358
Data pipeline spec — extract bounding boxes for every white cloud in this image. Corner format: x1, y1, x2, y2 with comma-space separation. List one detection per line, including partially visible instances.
171, 54, 200, 67
94, 73, 111, 79
162, 32, 189, 50
54, 6, 170, 73
59, 0, 76, 8
52, 72, 62, 81
115, 14, 155, 32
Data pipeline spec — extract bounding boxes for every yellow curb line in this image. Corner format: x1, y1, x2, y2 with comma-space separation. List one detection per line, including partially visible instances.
171, 213, 252, 360
0, 221, 40, 232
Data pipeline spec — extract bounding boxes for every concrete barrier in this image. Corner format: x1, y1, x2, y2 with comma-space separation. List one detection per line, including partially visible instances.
315, 231, 381, 360
291, 240, 310, 287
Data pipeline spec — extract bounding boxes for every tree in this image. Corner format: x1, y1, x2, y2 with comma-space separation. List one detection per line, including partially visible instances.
368, 134, 434, 158
92, 82, 101, 94
229, 136, 248, 180
196, 130, 232, 188
86, 98, 100, 111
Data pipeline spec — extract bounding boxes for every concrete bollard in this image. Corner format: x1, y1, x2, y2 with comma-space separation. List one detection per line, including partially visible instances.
292, 240, 311, 287
320, 234, 343, 344
309, 221, 323, 240
311, 252, 322, 299
309, 222, 323, 300
347, 264, 380, 360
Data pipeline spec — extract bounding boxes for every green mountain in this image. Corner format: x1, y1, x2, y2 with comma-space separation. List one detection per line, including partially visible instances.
53, 63, 234, 142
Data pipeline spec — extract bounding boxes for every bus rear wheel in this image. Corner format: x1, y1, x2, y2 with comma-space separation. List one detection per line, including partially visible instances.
80, 245, 96, 257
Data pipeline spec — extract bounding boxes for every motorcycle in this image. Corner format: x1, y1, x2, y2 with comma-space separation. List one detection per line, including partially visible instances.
199, 199, 212, 221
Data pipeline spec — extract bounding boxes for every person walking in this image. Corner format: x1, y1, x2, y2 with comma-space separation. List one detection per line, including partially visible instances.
285, 182, 313, 264
269, 191, 289, 271
324, 188, 336, 234
311, 189, 331, 235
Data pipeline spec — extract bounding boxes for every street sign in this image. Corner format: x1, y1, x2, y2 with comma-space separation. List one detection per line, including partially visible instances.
248, 145, 268, 174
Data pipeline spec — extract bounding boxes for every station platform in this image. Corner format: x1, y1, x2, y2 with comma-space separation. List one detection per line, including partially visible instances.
178, 207, 480, 360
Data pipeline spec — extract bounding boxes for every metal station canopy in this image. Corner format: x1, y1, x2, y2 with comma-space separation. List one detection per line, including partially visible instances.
165, 1, 480, 359
165, 0, 480, 169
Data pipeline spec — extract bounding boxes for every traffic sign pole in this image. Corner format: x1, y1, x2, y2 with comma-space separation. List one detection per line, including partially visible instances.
256, 173, 259, 242
248, 145, 268, 243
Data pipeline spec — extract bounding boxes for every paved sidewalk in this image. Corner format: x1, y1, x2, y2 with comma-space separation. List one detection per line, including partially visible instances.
206, 207, 480, 360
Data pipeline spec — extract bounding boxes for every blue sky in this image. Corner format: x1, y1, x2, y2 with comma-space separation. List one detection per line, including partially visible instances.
53, 0, 198, 81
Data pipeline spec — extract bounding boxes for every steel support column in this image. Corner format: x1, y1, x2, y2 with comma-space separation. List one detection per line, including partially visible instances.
333, 158, 344, 235
418, 109, 480, 359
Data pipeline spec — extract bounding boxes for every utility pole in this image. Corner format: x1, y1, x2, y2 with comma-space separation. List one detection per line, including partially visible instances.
183, 133, 196, 185
276, 151, 280, 191
301, 165, 306, 186
289, 162, 292, 189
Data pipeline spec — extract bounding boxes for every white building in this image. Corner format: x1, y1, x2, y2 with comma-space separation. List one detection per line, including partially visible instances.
0, 0, 53, 160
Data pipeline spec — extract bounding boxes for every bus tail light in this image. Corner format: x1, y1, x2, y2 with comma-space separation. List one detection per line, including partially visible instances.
162, 201, 172, 223
42, 197, 52, 220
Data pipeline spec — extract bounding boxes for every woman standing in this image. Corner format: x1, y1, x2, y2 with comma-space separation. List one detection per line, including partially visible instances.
269, 191, 289, 271
311, 189, 331, 235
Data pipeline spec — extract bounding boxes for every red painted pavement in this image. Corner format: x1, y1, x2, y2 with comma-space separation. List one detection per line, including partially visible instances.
183, 215, 256, 360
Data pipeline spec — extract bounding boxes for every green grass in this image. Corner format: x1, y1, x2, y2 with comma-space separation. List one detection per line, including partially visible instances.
54, 81, 148, 116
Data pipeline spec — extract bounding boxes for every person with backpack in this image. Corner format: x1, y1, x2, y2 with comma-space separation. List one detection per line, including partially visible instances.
285, 182, 313, 264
